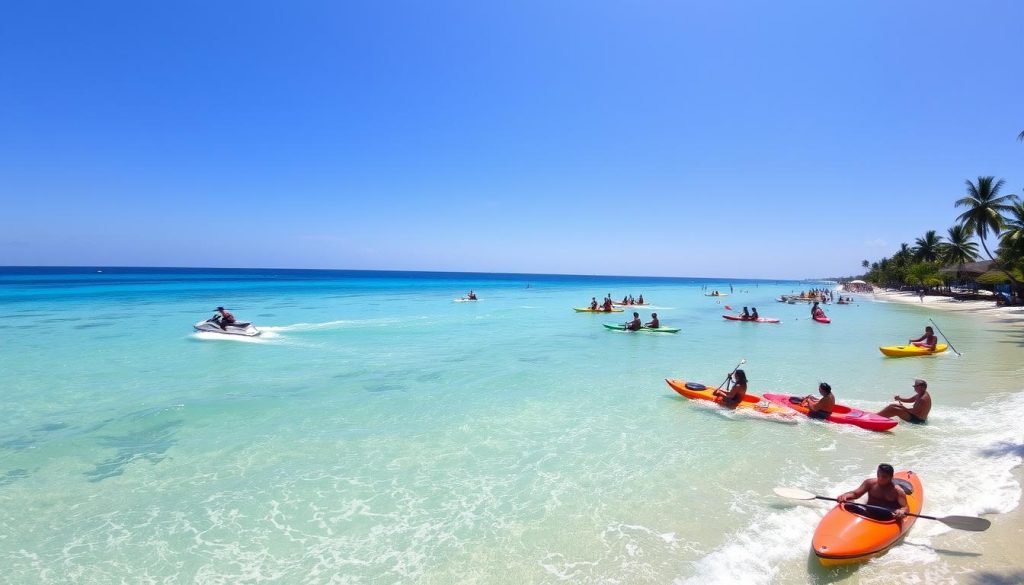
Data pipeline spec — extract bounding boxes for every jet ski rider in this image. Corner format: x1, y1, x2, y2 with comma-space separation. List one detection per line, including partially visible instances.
215, 306, 236, 330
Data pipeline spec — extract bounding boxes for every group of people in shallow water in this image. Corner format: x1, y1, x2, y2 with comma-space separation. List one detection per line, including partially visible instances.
797, 288, 834, 302
588, 293, 646, 312
617, 294, 645, 305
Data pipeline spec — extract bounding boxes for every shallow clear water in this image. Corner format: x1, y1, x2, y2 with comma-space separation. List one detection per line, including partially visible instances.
1, 268, 1021, 584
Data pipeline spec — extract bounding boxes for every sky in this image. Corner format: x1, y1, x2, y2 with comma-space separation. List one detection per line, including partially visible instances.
2, 1, 1022, 279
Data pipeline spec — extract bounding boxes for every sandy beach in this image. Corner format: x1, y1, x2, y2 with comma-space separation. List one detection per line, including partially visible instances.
843, 284, 1024, 584
848, 287, 1024, 325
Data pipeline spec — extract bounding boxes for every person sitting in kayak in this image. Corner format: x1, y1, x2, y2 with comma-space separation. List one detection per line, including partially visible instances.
909, 326, 937, 351
713, 369, 747, 408
645, 313, 659, 328
589, 297, 599, 310
750, 307, 760, 320
837, 463, 909, 520
637, 294, 645, 304
603, 296, 614, 312
800, 382, 835, 419
215, 306, 236, 330
624, 312, 642, 331
741, 306, 751, 319
467, 291, 477, 300
876, 379, 931, 424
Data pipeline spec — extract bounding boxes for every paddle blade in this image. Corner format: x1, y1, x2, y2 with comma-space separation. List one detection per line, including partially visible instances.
939, 515, 991, 532
773, 487, 817, 500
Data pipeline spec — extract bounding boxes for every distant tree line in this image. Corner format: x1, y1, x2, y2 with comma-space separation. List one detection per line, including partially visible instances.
858, 171, 1024, 293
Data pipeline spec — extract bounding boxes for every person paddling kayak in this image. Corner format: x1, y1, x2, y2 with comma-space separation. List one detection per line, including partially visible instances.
909, 326, 938, 351
624, 312, 642, 331
713, 369, 748, 408
644, 313, 659, 328
837, 463, 909, 520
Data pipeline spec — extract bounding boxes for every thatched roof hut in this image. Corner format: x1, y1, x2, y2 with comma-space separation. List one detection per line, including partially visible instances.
939, 260, 994, 277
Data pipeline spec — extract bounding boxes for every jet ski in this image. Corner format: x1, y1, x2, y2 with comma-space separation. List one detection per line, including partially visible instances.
193, 314, 261, 337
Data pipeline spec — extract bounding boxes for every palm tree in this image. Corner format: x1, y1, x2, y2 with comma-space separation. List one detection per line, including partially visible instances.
998, 201, 1024, 265
956, 176, 1020, 290
893, 243, 913, 267
912, 230, 943, 262
1018, 129, 1024, 142
861, 260, 869, 270
940, 224, 979, 285
954, 176, 1017, 261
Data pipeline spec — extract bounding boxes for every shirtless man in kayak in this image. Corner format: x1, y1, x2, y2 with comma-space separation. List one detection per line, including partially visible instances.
644, 313, 659, 328
624, 312, 642, 331
909, 326, 938, 351
876, 379, 931, 424
837, 463, 909, 519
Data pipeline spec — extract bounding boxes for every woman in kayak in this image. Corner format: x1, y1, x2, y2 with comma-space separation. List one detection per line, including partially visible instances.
644, 313, 659, 328
713, 369, 747, 408
801, 382, 835, 419
750, 307, 760, 320
741, 307, 751, 319
909, 326, 937, 350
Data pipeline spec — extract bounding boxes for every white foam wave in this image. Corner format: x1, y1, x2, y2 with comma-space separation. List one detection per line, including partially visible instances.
680, 390, 1024, 584
262, 317, 414, 333
191, 332, 269, 343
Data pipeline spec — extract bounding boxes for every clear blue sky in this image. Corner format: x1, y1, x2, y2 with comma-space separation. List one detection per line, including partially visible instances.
2, 1, 1022, 279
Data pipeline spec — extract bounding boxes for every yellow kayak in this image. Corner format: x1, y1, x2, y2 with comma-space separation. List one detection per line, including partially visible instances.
878, 344, 948, 357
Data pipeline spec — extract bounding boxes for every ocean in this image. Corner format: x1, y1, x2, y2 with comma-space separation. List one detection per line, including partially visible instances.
1, 267, 1021, 584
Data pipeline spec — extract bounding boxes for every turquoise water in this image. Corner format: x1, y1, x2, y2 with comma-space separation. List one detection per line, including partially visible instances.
1, 268, 1021, 584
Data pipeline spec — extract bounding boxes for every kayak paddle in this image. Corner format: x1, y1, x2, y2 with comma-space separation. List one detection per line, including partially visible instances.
717, 358, 746, 391
773, 487, 991, 532
928, 318, 962, 356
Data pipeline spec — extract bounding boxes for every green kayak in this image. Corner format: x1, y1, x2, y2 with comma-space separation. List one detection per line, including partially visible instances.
603, 323, 680, 334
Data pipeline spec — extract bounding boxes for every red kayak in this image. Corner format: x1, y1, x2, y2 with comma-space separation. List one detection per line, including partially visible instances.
813, 315, 831, 324
762, 393, 897, 432
722, 314, 781, 324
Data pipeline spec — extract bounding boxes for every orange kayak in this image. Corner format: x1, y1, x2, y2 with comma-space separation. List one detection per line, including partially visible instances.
812, 470, 923, 566
664, 379, 796, 418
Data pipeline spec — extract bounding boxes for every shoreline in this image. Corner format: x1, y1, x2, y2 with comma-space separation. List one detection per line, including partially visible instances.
850, 284, 1024, 582
845, 287, 1024, 325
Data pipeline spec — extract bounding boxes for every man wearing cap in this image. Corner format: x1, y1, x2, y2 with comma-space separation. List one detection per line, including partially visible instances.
877, 379, 931, 424
215, 306, 236, 330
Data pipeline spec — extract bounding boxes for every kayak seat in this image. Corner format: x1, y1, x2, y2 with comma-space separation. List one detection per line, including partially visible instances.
685, 382, 707, 391
893, 478, 914, 495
